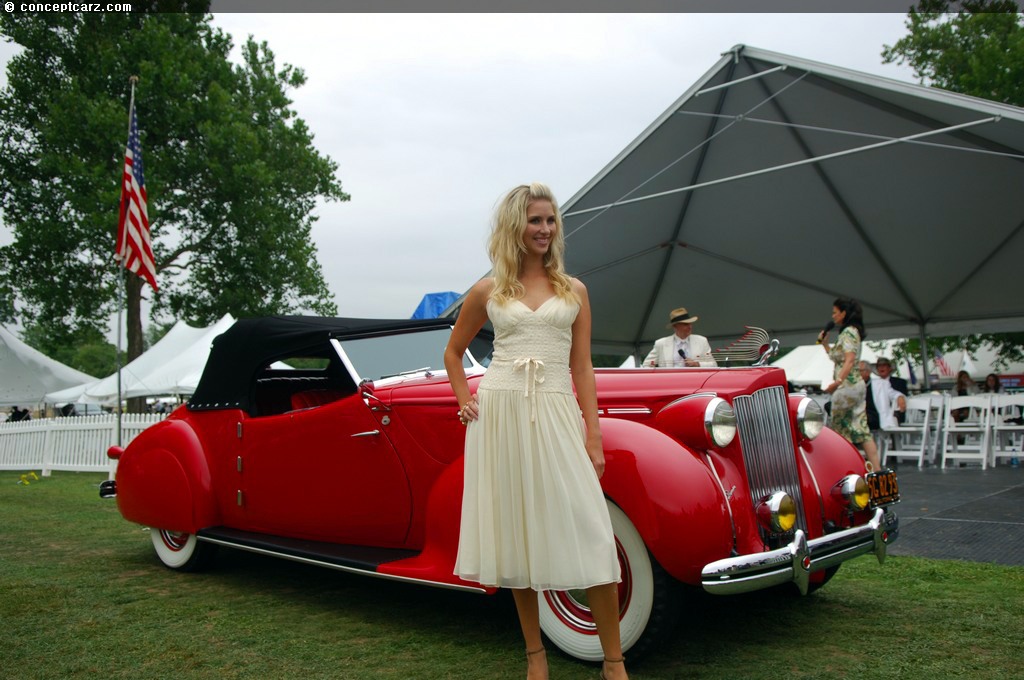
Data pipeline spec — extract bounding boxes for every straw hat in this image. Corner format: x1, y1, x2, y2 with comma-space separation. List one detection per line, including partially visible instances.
667, 307, 698, 327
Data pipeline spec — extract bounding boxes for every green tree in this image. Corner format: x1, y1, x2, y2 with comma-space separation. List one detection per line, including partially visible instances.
882, 1, 1024, 373
0, 8, 346, 376
882, 0, 1024, 106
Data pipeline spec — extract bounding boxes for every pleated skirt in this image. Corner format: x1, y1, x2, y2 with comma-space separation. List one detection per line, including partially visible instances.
454, 387, 621, 591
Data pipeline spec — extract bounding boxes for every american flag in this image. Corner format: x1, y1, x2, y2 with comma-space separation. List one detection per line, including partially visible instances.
933, 349, 953, 378
114, 100, 158, 290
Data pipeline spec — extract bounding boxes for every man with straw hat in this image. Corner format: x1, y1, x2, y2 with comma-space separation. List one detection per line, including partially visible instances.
642, 307, 717, 368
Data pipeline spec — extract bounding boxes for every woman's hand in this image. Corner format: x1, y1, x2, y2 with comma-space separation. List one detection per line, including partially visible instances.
585, 435, 606, 479
458, 397, 479, 425
825, 381, 840, 394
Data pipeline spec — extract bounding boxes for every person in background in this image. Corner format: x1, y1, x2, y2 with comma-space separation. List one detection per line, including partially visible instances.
951, 370, 979, 423
820, 297, 881, 472
983, 373, 1002, 393
875, 357, 909, 424
860, 360, 907, 464
642, 307, 718, 367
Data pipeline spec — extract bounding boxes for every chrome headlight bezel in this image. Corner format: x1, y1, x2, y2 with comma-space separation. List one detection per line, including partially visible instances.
796, 397, 825, 441
756, 491, 797, 533
704, 398, 737, 448
831, 474, 870, 511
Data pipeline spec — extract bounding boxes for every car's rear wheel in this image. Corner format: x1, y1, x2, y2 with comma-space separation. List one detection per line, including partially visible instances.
538, 501, 681, 662
150, 528, 215, 571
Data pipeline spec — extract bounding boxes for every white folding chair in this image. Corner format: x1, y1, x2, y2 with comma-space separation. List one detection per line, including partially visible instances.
880, 396, 932, 469
941, 394, 992, 469
990, 393, 1024, 466
925, 393, 946, 465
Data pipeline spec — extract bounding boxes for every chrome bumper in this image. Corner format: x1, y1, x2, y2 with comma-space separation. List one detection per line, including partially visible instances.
701, 508, 899, 595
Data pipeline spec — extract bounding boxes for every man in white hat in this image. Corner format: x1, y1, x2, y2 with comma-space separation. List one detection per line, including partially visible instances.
642, 307, 718, 367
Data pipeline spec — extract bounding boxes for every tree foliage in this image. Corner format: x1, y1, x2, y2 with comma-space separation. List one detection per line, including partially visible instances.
0, 7, 346, 366
881, 1, 1024, 374
882, 1, 1024, 106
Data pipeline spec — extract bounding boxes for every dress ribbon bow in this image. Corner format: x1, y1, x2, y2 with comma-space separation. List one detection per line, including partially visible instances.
513, 357, 546, 422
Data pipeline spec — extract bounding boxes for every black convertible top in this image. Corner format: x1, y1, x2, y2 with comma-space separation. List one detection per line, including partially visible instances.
188, 315, 452, 411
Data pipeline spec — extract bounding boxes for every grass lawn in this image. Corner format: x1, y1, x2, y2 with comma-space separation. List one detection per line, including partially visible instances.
2, 471, 1022, 679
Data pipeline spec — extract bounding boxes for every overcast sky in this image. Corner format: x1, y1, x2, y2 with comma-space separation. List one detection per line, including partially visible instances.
1, 13, 919, 329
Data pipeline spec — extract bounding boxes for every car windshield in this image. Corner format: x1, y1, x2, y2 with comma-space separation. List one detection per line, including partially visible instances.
335, 327, 488, 383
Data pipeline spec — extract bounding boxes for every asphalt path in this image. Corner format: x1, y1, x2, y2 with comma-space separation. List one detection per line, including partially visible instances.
886, 464, 1024, 566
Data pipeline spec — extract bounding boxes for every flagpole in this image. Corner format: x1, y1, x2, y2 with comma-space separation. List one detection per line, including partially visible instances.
115, 75, 139, 448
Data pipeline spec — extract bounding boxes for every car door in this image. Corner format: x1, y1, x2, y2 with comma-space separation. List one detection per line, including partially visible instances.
238, 393, 412, 546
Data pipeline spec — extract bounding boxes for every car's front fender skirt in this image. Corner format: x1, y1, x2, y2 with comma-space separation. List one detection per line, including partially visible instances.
115, 419, 216, 533
599, 417, 733, 585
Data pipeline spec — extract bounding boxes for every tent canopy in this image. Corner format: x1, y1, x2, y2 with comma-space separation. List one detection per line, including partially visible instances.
553, 45, 1024, 358
1, 326, 97, 407
44, 314, 236, 405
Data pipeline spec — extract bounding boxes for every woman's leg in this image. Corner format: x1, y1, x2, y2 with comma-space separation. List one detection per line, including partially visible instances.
511, 588, 548, 680
862, 436, 881, 472
586, 582, 629, 679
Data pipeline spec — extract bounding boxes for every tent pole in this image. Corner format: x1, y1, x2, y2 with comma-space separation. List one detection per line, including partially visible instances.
918, 326, 931, 392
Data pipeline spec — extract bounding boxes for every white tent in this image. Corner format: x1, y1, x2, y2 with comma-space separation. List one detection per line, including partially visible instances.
45, 314, 235, 405
771, 342, 895, 388
772, 340, 1024, 389
1, 325, 98, 408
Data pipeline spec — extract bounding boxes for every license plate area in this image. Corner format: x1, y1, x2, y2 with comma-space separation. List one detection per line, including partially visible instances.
866, 469, 900, 507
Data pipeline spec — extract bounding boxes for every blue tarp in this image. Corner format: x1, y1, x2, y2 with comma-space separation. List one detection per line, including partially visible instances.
411, 291, 459, 319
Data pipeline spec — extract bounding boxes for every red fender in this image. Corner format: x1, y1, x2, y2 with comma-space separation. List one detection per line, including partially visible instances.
115, 419, 217, 533
377, 454, 493, 591
599, 417, 733, 584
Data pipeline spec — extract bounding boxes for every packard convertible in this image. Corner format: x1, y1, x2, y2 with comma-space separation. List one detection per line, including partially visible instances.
102, 316, 899, 661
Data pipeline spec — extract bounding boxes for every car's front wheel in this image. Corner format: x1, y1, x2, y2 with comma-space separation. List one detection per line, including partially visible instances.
150, 528, 215, 572
538, 501, 681, 662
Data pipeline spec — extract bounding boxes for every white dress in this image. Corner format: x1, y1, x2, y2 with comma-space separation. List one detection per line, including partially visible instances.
454, 295, 621, 591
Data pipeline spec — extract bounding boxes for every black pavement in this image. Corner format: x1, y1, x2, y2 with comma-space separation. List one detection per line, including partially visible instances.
886, 463, 1024, 567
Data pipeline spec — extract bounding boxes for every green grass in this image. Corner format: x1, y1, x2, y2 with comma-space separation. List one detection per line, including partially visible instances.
2, 471, 1022, 679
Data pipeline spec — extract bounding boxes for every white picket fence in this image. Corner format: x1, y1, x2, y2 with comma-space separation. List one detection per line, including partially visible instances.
0, 414, 163, 477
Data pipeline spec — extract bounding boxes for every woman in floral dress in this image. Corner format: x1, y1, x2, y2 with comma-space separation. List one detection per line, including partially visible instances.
819, 297, 881, 472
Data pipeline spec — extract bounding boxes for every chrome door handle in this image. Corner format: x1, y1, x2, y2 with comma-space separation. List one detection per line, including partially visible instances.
351, 430, 380, 438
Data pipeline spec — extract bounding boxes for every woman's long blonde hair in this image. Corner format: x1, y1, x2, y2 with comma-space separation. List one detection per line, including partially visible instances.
488, 182, 578, 305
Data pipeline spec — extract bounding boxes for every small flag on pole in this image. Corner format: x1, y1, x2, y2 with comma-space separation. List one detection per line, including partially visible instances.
906, 357, 917, 385
115, 95, 158, 290
933, 349, 953, 378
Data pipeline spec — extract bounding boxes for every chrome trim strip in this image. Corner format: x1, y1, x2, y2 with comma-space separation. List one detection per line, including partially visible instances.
604, 407, 653, 415
195, 535, 489, 594
701, 508, 899, 596
704, 452, 737, 546
798, 445, 826, 520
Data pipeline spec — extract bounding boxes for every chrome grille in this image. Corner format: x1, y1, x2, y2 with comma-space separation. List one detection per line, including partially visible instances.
733, 386, 807, 538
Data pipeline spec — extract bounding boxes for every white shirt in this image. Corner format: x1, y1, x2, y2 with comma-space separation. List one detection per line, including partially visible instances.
868, 375, 907, 430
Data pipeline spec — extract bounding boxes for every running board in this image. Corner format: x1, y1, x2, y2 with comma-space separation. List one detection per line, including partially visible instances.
196, 526, 487, 593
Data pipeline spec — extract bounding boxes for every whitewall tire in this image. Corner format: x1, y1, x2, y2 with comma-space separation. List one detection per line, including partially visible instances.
150, 528, 215, 572
538, 501, 681, 662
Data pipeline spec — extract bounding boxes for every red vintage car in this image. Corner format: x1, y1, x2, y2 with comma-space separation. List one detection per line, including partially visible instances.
102, 316, 899, 661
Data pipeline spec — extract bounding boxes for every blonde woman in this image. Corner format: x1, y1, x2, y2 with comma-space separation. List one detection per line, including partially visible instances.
444, 183, 627, 680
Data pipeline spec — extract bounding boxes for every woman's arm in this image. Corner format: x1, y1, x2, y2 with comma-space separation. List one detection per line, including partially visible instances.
826, 351, 857, 394
443, 278, 493, 423
569, 279, 605, 478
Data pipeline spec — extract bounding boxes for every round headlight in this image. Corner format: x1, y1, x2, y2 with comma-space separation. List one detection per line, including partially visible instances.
797, 397, 825, 440
705, 398, 737, 448
756, 491, 797, 533
831, 474, 870, 511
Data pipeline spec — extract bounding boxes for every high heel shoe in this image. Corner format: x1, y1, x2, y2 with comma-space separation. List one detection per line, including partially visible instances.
600, 655, 625, 680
